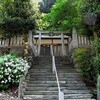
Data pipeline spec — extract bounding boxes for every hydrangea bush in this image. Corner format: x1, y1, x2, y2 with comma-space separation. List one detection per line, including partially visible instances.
0, 54, 30, 89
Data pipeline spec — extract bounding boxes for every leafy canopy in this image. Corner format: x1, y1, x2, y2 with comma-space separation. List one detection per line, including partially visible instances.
39, 0, 100, 37
0, 0, 36, 37
40, 0, 82, 31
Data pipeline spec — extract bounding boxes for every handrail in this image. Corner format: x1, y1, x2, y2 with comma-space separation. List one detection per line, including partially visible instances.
18, 68, 29, 100
52, 56, 61, 92
50, 45, 64, 100
18, 57, 32, 100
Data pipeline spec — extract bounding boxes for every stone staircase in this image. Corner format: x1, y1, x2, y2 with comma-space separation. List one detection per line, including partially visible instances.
23, 56, 95, 100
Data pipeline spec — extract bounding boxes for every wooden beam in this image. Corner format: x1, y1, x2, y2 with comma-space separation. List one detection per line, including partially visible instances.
38, 32, 42, 56
35, 30, 69, 34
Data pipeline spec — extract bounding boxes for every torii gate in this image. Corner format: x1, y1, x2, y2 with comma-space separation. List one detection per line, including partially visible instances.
0, 30, 69, 56
29, 30, 69, 57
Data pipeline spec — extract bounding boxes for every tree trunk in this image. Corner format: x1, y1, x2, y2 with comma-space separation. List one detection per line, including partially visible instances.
23, 33, 28, 60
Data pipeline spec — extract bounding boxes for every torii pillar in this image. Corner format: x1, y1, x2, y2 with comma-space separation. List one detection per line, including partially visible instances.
61, 33, 66, 56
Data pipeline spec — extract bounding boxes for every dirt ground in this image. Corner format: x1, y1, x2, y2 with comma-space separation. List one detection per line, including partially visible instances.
0, 87, 18, 100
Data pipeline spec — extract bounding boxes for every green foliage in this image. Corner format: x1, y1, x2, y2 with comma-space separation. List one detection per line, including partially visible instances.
41, 0, 82, 31
38, 0, 99, 37
0, 0, 36, 37
92, 37, 100, 54
73, 48, 92, 78
91, 38, 100, 82
92, 55, 100, 81
0, 54, 30, 90
73, 37, 100, 84
81, 0, 100, 36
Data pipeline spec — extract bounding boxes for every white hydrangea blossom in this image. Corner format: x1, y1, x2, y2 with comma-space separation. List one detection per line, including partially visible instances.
8, 76, 11, 82
1, 81, 5, 83
0, 54, 30, 87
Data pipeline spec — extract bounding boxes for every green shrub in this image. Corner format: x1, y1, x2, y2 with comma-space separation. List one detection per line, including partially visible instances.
91, 38, 100, 83
92, 37, 100, 55
72, 38, 100, 88
73, 48, 92, 78
0, 54, 30, 90
92, 54, 100, 82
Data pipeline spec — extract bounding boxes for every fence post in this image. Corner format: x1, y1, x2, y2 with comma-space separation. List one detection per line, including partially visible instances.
38, 32, 41, 56
61, 33, 66, 56
97, 76, 100, 100
18, 77, 24, 100
72, 28, 78, 48
59, 91, 64, 100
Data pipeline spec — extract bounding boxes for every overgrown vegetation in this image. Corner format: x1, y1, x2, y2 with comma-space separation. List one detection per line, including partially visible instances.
73, 48, 92, 78
92, 38, 100, 82
73, 38, 100, 85
0, 54, 30, 90
39, 0, 100, 36
40, 0, 81, 31
0, 0, 36, 37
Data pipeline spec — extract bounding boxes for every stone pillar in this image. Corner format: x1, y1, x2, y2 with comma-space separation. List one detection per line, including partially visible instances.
72, 28, 78, 49
61, 33, 66, 56
38, 32, 42, 56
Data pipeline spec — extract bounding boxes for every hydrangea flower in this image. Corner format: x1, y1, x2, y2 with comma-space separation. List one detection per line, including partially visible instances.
0, 54, 30, 89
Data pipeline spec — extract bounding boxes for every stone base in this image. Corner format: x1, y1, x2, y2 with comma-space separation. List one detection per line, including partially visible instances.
10, 47, 24, 56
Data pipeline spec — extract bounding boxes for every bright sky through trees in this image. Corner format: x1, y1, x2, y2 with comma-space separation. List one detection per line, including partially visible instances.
31, 0, 42, 4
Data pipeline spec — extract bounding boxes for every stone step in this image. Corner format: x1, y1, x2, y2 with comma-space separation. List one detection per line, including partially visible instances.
33, 62, 72, 65
23, 98, 95, 100
29, 72, 80, 75
31, 66, 75, 71
55, 62, 72, 64
31, 64, 50, 66
29, 77, 82, 81
25, 86, 88, 90
30, 66, 75, 69
28, 74, 80, 78
55, 62, 73, 64
26, 83, 86, 88
23, 96, 95, 100
65, 99, 95, 100
27, 80, 84, 84
55, 57, 70, 61
29, 69, 52, 72
24, 90, 90, 95
24, 91, 91, 95
37, 60, 51, 62
56, 65, 74, 68
29, 76, 81, 79
33, 61, 72, 64
29, 69, 77, 73
23, 56, 94, 100
23, 94, 92, 99
33, 61, 51, 63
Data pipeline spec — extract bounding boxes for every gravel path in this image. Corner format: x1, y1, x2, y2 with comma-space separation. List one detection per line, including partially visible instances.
0, 93, 18, 100
0, 89, 18, 100
0, 92, 18, 100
